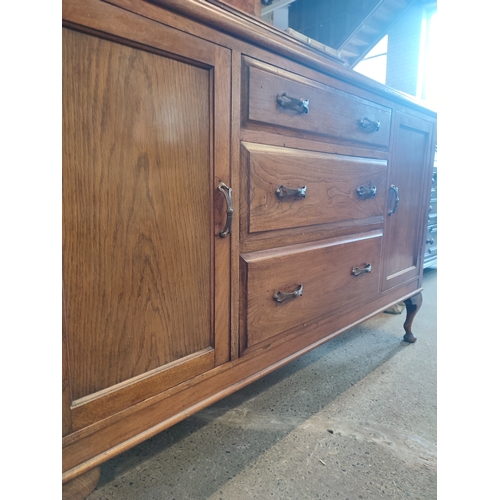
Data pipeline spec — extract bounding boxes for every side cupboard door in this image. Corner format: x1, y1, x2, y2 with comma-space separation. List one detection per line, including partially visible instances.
62, 26, 231, 435
381, 111, 435, 291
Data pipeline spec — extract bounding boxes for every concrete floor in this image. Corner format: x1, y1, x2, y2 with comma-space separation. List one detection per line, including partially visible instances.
87, 267, 437, 500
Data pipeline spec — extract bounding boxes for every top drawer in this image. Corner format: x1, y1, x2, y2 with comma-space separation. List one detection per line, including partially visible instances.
243, 57, 392, 148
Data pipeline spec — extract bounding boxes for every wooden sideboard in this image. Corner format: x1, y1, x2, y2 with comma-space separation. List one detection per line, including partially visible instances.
62, 1, 436, 497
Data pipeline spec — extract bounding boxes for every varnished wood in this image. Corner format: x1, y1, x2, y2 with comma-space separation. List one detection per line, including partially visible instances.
244, 57, 392, 148
230, 49, 243, 361
71, 348, 215, 430
62, 15, 231, 433
241, 231, 382, 351
62, 292, 73, 437
403, 292, 423, 343
213, 44, 233, 368
382, 112, 434, 291
243, 142, 387, 233
239, 128, 391, 160
63, 27, 214, 397
65, 0, 219, 65
62, 0, 436, 495
217, 0, 260, 16
62, 467, 100, 499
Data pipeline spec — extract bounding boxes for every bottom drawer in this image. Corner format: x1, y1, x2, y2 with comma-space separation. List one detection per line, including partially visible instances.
240, 231, 382, 352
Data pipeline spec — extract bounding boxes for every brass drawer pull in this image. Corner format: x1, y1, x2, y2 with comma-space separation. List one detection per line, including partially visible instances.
217, 182, 233, 238
356, 185, 376, 199
388, 184, 399, 216
351, 263, 372, 276
276, 93, 309, 114
273, 284, 304, 303
276, 185, 307, 199
358, 117, 380, 132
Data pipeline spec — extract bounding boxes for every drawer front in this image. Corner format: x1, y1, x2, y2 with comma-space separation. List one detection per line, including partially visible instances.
241, 232, 382, 351
243, 142, 387, 233
424, 224, 437, 266
428, 198, 437, 220
244, 58, 392, 147
425, 225, 437, 250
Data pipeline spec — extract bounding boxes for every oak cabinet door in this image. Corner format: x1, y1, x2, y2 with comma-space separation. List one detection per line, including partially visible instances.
62, 28, 231, 432
381, 112, 435, 291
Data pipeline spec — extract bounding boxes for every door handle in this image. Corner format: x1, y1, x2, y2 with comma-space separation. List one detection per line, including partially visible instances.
388, 184, 399, 216
217, 182, 233, 238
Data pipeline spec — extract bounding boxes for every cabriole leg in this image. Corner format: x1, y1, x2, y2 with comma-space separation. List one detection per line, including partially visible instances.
403, 292, 423, 343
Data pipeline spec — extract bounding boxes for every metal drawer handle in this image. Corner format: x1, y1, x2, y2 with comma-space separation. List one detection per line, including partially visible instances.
217, 182, 233, 238
426, 238, 435, 245
351, 263, 372, 276
273, 284, 303, 303
358, 117, 380, 132
276, 93, 309, 114
356, 185, 377, 199
388, 184, 399, 216
276, 185, 307, 199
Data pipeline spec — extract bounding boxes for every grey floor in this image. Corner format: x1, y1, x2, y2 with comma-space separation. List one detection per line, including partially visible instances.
87, 267, 437, 500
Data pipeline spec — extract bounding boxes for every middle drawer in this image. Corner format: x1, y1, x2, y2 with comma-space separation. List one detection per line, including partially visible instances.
242, 142, 387, 234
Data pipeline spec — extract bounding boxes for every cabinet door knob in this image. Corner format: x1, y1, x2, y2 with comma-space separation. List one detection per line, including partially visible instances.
358, 117, 380, 132
276, 185, 307, 199
273, 284, 304, 303
217, 182, 233, 238
388, 184, 399, 216
276, 93, 309, 114
351, 263, 372, 276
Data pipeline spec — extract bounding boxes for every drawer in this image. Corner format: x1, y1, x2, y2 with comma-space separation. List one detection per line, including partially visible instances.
242, 142, 387, 233
425, 225, 437, 249
240, 232, 382, 352
243, 57, 392, 148
428, 198, 437, 218
424, 224, 437, 266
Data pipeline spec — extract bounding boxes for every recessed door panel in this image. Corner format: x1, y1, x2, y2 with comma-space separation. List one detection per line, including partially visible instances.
382, 112, 434, 290
63, 28, 231, 429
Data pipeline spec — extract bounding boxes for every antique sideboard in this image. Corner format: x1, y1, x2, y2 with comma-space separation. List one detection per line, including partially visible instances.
62, 1, 436, 497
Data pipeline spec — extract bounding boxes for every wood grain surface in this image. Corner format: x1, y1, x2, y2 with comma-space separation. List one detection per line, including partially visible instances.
244, 58, 392, 147
382, 111, 434, 290
63, 29, 213, 400
241, 232, 382, 349
242, 142, 387, 233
